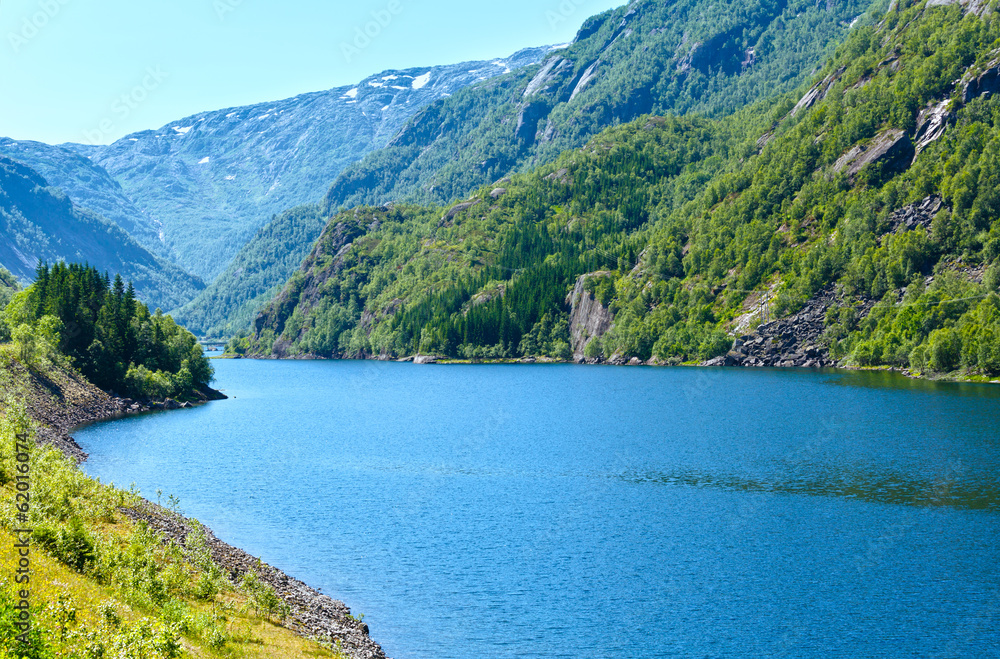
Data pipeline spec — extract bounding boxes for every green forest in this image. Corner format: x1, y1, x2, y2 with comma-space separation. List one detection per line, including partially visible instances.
233, 0, 1000, 379
1, 263, 213, 399
172, 204, 327, 338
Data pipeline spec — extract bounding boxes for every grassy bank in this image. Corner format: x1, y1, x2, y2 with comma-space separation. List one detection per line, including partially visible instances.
0, 349, 352, 658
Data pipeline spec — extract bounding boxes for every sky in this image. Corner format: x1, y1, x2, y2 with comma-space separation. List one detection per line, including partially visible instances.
0, 0, 623, 146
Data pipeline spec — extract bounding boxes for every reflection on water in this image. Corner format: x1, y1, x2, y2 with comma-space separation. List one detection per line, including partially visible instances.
75, 361, 1000, 659
621, 464, 1000, 510
822, 368, 1000, 398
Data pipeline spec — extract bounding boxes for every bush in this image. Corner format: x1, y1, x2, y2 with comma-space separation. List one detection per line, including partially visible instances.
33, 519, 97, 573
240, 571, 289, 621
928, 327, 962, 372
909, 344, 928, 371
0, 588, 50, 658
124, 365, 175, 400
12, 323, 39, 365
698, 330, 733, 361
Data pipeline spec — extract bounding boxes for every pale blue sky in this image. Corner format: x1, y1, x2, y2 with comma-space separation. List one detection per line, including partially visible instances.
0, 0, 622, 145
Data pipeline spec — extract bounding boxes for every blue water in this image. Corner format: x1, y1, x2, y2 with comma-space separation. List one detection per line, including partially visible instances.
74, 361, 1000, 658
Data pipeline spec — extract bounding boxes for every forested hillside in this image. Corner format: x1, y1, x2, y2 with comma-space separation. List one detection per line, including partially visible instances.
0, 157, 204, 311
171, 204, 326, 337
233, 0, 1000, 380
176, 0, 877, 337
321, 0, 876, 211
0, 138, 168, 261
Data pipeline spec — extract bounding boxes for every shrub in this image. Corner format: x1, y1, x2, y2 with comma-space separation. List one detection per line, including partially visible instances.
240, 571, 289, 621
33, 519, 97, 573
928, 327, 962, 372
124, 365, 175, 400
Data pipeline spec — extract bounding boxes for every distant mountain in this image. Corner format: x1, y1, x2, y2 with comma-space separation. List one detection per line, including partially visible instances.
0, 156, 204, 311
19, 46, 554, 283
321, 0, 875, 211
170, 203, 326, 337
0, 138, 169, 260
155, 0, 877, 337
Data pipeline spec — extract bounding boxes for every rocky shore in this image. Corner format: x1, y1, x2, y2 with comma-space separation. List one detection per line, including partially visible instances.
121, 502, 385, 659
702, 286, 872, 369
13, 359, 387, 659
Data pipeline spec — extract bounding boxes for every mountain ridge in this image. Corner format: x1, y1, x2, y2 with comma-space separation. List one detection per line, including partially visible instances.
232, 0, 1000, 382
21, 46, 558, 282
320, 0, 877, 212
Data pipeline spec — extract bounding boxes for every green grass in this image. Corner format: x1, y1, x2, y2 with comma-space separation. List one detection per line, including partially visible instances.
0, 357, 348, 659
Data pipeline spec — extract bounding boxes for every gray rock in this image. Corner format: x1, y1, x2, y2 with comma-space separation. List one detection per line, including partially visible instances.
833, 129, 915, 181
441, 200, 480, 223
566, 272, 615, 360
914, 100, 955, 155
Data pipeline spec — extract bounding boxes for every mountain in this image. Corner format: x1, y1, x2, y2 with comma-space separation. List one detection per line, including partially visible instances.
0, 156, 204, 311
19, 46, 554, 283
233, 0, 1000, 379
319, 0, 876, 212
0, 138, 168, 260
170, 204, 326, 337
175, 0, 876, 337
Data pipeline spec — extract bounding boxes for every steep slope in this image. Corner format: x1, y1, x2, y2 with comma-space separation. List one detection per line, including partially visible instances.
0, 138, 168, 260
0, 157, 204, 310
50, 47, 555, 282
235, 0, 1000, 380
171, 204, 326, 337
320, 0, 877, 211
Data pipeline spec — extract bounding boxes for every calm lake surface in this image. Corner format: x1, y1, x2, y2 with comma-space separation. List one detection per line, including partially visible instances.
75, 361, 1000, 658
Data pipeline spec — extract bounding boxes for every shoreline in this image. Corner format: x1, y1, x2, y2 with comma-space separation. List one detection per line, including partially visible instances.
222, 352, 1000, 386
18, 363, 388, 659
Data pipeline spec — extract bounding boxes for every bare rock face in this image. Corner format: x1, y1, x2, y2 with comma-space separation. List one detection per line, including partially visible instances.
523, 57, 572, 98
567, 272, 615, 359
441, 200, 481, 224
833, 129, 915, 181
790, 68, 844, 117
962, 59, 1000, 103
516, 101, 554, 143
570, 60, 602, 102
914, 100, 955, 155
927, 0, 991, 17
